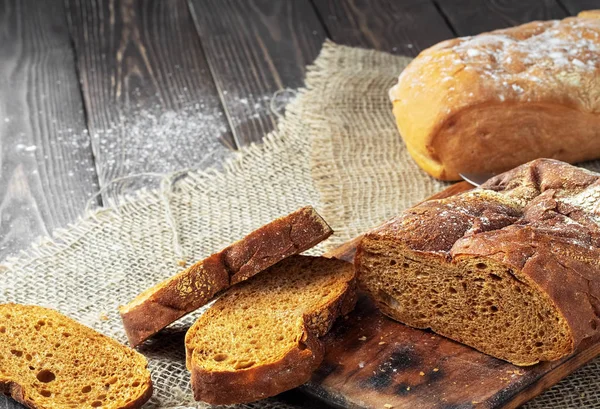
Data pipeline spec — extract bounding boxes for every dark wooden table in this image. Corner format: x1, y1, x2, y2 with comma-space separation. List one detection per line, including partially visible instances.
0, 1, 597, 408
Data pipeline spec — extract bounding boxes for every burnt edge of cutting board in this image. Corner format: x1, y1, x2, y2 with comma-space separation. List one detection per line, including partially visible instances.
301, 181, 600, 409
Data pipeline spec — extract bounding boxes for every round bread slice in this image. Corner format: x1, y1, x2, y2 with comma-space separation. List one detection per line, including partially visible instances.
0, 304, 152, 409
185, 255, 356, 405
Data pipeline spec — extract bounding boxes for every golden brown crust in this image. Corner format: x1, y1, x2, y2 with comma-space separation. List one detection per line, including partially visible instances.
119, 253, 229, 347
356, 159, 600, 363
0, 381, 153, 409
390, 12, 600, 180
120, 206, 333, 347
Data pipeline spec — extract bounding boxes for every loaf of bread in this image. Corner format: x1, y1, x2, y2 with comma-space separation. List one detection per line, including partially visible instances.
185, 255, 356, 404
120, 206, 332, 347
356, 159, 600, 365
390, 11, 600, 181
0, 304, 152, 409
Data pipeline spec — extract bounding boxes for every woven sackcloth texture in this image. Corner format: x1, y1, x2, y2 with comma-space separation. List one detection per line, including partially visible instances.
3, 40, 600, 408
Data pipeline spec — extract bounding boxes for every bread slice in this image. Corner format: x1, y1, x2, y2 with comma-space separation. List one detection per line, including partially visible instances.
356, 159, 600, 366
185, 255, 356, 405
0, 304, 152, 409
120, 206, 333, 347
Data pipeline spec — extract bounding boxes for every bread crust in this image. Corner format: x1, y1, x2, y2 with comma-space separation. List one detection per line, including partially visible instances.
186, 256, 357, 405
356, 159, 600, 364
390, 11, 600, 180
120, 206, 333, 347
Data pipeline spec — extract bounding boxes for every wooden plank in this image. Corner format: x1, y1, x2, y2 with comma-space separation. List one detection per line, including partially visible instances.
0, 1, 98, 407
558, 0, 600, 15
188, 0, 327, 146
436, 0, 568, 36
66, 0, 234, 190
304, 181, 600, 409
0, 0, 99, 261
312, 0, 455, 57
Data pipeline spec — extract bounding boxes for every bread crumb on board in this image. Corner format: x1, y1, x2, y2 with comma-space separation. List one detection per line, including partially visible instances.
384, 404, 393, 409
358, 336, 367, 341
419, 371, 425, 376
379, 341, 386, 345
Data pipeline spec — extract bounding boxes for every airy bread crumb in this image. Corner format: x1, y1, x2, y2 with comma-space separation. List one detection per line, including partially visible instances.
185, 255, 356, 405
0, 304, 152, 409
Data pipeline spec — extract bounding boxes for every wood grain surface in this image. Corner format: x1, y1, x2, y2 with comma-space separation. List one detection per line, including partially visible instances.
305, 181, 600, 409
66, 0, 234, 190
559, 0, 600, 14
435, 0, 567, 36
0, 1, 98, 408
0, 0, 99, 261
313, 0, 455, 56
188, 0, 327, 146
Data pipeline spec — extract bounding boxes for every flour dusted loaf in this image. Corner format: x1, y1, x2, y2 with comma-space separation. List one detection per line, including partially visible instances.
185, 255, 356, 404
120, 206, 332, 347
356, 159, 600, 365
390, 11, 600, 181
0, 304, 152, 409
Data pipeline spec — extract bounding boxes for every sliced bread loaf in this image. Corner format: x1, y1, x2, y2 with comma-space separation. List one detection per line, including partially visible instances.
0, 304, 152, 409
185, 255, 356, 405
120, 206, 332, 347
356, 159, 600, 366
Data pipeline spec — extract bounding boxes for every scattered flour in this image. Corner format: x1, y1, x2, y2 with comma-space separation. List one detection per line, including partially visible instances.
561, 185, 600, 223
15, 144, 37, 152
90, 104, 231, 202
392, 17, 600, 105
227, 89, 297, 123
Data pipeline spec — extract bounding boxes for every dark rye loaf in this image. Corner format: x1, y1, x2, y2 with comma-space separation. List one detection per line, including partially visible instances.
120, 206, 332, 347
356, 159, 600, 365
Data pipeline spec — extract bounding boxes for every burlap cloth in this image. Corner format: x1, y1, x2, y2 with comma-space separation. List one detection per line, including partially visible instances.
2, 40, 599, 408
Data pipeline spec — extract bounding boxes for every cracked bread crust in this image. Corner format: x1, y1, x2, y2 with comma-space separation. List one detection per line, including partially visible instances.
389, 11, 600, 180
356, 159, 600, 365
120, 206, 333, 347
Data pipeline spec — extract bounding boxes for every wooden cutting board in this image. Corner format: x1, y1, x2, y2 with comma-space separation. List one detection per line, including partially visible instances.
302, 181, 600, 409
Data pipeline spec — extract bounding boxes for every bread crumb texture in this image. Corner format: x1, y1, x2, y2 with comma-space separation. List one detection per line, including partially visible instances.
0, 304, 152, 409
185, 255, 356, 404
357, 159, 600, 365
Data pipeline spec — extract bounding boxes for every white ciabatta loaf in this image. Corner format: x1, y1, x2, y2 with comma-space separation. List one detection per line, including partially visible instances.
390, 11, 600, 181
